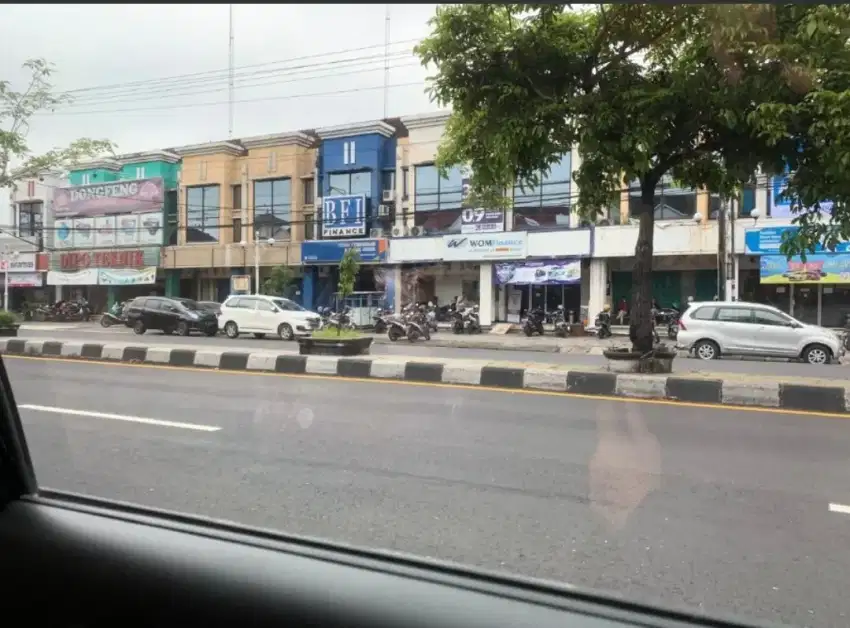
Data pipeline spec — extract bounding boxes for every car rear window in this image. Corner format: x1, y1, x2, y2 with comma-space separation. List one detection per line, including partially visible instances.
716, 307, 753, 323
690, 306, 718, 320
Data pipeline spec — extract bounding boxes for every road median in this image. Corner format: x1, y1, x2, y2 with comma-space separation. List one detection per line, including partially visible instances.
3, 337, 848, 414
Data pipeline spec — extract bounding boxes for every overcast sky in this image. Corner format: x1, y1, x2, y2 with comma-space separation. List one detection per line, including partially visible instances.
0, 3, 442, 157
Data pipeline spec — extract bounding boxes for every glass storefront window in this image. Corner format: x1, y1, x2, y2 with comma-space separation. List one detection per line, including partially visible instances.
821, 286, 850, 328
627, 176, 697, 221
792, 285, 818, 325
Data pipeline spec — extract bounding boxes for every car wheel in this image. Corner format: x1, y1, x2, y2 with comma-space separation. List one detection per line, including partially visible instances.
224, 321, 239, 338
803, 343, 831, 365
694, 339, 719, 361
253, 333, 267, 339
278, 323, 294, 341
176, 321, 190, 336
133, 320, 146, 335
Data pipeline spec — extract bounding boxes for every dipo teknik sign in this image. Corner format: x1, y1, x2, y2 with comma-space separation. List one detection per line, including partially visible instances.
441, 232, 528, 261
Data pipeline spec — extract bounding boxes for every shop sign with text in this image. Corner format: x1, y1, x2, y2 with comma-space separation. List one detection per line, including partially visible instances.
50, 247, 160, 271
442, 232, 527, 261
53, 178, 165, 218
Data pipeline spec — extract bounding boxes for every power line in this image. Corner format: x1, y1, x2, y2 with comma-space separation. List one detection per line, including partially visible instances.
38, 81, 426, 117
62, 50, 419, 107
58, 38, 424, 98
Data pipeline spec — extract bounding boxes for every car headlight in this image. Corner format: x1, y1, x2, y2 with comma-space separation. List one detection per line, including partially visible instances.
187, 312, 199, 320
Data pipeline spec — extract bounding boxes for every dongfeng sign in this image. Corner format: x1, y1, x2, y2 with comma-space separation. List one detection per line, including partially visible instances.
70, 182, 143, 202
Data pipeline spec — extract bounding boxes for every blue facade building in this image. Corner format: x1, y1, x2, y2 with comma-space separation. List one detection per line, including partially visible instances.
301, 121, 399, 311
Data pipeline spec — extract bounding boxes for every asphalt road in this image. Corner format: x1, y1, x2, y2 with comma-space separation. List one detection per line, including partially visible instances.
15, 325, 849, 380
7, 356, 850, 627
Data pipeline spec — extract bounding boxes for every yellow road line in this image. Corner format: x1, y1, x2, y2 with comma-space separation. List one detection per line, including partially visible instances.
6, 353, 850, 420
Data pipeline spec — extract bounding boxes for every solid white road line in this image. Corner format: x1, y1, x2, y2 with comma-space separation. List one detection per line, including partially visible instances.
828, 503, 850, 515
18, 404, 221, 432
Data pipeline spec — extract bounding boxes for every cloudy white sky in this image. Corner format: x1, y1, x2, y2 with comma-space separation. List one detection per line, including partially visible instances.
0, 3, 442, 157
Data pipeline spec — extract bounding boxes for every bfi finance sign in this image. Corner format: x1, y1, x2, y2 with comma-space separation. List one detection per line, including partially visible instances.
442, 232, 528, 261
322, 194, 367, 238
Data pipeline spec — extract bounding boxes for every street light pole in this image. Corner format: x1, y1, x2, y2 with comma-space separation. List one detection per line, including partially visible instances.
2, 247, 19, 311
254, 232, 260, 295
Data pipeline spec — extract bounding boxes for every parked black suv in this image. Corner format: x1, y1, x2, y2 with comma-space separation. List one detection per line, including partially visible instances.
126, 296, 218, 337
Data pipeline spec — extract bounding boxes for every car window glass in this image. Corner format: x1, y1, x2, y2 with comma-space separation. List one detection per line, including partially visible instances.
716, 307, 753, 323
145, 298, 165, 310
238, 298, 257, 310
691, 306, 718, 320
131, 298, 147, 309
273, 298, 304, 312
754, 309, 791, 326
256, 300, 275, 312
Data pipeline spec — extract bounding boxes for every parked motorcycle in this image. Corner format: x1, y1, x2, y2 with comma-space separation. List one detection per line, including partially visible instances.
450, 308, 466, 335
425, 301, 439, 333
372, 307, 393, 334
100, 301, 128, 328
319, 306, 355, 332
553, 305, 570, 338
34, 299, 91, 322
595, 310, 612, 339
462, 305, 481, 334
523, 307, 546, 337
405, 307, 431, 343
666, 310, 680, 340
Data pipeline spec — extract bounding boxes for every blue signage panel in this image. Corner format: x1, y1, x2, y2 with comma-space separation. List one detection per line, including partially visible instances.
322, 194, 367, 238
770, 174, 834, 219
301, 239, 388, 264
745, 226, 850, 255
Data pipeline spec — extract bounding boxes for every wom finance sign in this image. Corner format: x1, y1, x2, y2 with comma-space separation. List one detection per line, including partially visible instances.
441, 233, 527, 261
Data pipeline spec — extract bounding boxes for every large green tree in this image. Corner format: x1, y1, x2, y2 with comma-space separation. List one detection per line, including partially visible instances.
417, 4, 850, 354
0, 59, 114, 190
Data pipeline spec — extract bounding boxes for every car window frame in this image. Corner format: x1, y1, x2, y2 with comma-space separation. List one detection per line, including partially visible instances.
714, 307, 754, 324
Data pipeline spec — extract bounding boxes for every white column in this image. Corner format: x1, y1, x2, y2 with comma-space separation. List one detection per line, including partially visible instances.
392, 266, 403, 314
569, 145, 582, 228
479, 263, 493, 326
587, 258, 607, 322
756, 169, 769, 217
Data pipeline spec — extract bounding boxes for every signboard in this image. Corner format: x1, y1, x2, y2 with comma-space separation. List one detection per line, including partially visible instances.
0, 253, 37, 273
98, 267, 157, 286
51, 247, 160, 271
771, 175, 833, 219
760, 254, 850, 284
745, 226, 850, 255
321, 194, 367, 238
460, 208, 504, 234
231, 275, 251, 293
47, 269, 99, 286
494, 260, 581, 285
3, 273, 43, 288
442, 232, 527, 261
301, 239, 388, 264
53, 178, 165, 218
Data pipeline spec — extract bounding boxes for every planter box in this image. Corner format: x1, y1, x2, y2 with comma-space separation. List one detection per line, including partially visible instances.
297, 336, 373, 356
0, 325, 20, 337
603, 345, 677, 374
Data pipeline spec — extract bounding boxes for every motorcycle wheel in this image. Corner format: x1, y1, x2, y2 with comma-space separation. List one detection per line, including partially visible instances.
453, 324, 463, 335
100, 316, 113, 328
423, 329, 431, 341
407, 328, 421, 343
374, 321, 386, 334
523, 325, 533, 337
668, 328, 678, 340
387, 327, 402, 342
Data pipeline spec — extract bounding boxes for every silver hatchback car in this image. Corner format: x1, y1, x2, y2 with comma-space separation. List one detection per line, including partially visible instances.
676, 301, 844, 365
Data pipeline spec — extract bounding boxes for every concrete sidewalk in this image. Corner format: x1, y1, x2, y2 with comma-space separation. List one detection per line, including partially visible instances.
4, 336, 850, 414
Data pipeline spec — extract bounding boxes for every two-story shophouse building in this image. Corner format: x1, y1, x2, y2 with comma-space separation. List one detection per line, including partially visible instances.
2, 172, 60, 307
389, 111, 592, 326
166, 133, 315, 302
300, 120, 399, 314
48, 151, 180, 311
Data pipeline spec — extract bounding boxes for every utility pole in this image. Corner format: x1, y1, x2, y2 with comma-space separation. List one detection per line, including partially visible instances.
383, 5, 391, 118
717, 196, 727, 300
228, 4, 235, 138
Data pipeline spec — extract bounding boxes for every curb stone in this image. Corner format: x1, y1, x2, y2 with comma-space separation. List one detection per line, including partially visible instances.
3, 337, 848, 414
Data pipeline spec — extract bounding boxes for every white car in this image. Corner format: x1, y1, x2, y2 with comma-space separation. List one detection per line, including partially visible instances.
218, 295, 320, 340
676, 301, 844, 365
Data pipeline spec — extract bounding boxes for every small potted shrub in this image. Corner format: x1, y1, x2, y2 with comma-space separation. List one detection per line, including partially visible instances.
0, 310, 21, 337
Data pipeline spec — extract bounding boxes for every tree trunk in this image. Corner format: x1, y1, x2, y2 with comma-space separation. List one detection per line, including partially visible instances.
629, 195, 655, 354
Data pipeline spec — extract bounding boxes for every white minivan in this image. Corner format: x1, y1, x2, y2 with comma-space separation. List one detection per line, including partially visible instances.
218, 295, 321, 340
